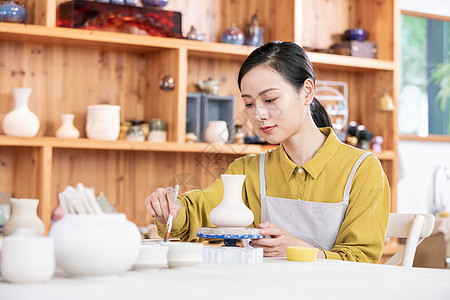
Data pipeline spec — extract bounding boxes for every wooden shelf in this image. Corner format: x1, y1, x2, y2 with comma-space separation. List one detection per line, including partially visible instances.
0, 135, 395, 160
0, 22, 394, 70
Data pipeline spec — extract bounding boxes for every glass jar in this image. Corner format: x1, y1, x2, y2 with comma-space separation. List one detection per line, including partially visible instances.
126, 120, 145, 142
148, 119, 167, 142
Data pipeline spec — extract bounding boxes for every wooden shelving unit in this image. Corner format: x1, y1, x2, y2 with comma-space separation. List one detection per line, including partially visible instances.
0, 0, 399, 234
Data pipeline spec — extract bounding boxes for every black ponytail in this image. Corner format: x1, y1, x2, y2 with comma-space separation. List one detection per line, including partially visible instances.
238, 41, 332, 128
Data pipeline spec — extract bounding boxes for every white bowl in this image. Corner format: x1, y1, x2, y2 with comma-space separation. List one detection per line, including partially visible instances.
133, 243, 168, 271
1, 234, 55, 283
49, 213, 140, 278
167, 242, 204, 269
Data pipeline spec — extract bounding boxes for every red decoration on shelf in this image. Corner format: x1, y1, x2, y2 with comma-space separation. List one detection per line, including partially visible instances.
57, 0, 182, 38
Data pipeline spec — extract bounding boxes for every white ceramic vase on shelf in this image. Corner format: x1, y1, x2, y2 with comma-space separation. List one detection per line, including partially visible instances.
1, 229, 55, 284
49, 213, 140, 278
86, 105, 120, 141
205, 120, 229, 145
3, 198, 45, 236
209, 174, 254, 228
56, 114, 80, 139
2, 87, 40, 137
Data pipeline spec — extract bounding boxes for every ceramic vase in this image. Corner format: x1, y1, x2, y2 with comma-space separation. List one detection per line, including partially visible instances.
3, 198, 45, 236
1, 229, 55, 283
2, 87, 40, 137
49, 213, 141, 278
205, 120, 228, 145
86, 105, 121, 141
209, 174, 254, 228
0, 1, 28, 23
221, 23, 245, 45
56, 114, 80, 139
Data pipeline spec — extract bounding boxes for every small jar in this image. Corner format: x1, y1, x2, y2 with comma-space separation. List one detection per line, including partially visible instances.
126, 120, 145, 142
148, 119, 167, 142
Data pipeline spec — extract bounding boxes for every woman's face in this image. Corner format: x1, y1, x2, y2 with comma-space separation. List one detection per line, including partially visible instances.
240, 65, 314, 145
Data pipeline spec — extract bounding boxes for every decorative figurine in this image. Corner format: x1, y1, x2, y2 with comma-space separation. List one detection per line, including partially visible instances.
221, 23, 245, 45
186, 25, 205, 41
372, 136, 383, 152
244, 13, 264, 47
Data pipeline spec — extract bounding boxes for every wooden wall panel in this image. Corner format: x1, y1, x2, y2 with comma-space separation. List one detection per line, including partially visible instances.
302, 0, 355, 49
0, 41, 149, 137
0, 147, 14, 194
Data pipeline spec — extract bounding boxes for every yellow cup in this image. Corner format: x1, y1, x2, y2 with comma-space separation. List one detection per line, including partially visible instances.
287, 246, 319, 262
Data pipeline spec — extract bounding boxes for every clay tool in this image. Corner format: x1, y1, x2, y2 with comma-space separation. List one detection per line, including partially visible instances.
164, 184, 179, 243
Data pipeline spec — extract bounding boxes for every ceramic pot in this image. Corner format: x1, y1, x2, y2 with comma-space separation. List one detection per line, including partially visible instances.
49, 213, 140, 278
0, 1, 27, 23
244, 14, 264, 47
3, 198, 45, 236
141, 0, 169, 8
56, 114, 80, 139
133, 242, 168, 271
167, 242, 204, 269
86, 105, 121, 141
2, 87, 40, 137
221, 23, 244, 45
1, 230, 55, 283
205, 120, 228, 145
209, 174, 254, 228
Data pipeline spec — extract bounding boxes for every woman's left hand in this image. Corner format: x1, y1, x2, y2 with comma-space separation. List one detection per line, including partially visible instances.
250, 221, 325, 258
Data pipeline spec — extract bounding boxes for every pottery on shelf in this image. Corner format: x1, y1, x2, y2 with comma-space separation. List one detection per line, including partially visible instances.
1, 228, 55, 284
56, 114, 80, 139
86, 105, 121, 141
0, 1, 28, 23
2, 87, 40, 137
3, 198, 45, 236
198, 78, 219, 95
221, 23, 245, 45
244, 14, 264, 47
167, 242, 204, 269
49, 213, 141, 278
205, 120, 229, 145
344, 28, 367, 41
209, 174, 254, 228
141, 0, 169, 8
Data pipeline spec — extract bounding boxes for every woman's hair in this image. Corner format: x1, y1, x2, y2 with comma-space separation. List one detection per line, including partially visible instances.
237, 41, 332, 128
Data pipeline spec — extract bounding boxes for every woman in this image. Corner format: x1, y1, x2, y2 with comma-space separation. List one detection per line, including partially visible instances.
145, 41, 390, 263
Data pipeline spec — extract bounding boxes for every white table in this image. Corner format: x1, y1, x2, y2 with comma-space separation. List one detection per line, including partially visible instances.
1, 258, 450, 300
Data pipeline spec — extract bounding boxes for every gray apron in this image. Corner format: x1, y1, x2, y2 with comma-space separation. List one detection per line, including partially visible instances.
260, 151, 372, 251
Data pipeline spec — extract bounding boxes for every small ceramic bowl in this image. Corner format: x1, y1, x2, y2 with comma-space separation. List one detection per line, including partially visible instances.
167, 242, 204, 269
344, 28, 367, 41
141, 0, 169, 8
133, 242, 168, 271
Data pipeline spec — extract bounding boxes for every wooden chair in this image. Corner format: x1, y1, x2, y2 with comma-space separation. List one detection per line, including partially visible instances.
384, 213, 435, 267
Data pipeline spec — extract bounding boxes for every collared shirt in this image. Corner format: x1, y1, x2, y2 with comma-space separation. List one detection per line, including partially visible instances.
157, 127, 390, 263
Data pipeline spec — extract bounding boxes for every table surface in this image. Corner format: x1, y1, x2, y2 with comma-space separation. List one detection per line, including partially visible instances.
1, 258, 450, 300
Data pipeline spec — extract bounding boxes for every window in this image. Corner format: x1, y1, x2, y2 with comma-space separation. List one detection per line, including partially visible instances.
399, 13, 450, 136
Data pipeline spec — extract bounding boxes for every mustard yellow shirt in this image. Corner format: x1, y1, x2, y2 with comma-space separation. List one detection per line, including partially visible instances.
157, 127, 390, 263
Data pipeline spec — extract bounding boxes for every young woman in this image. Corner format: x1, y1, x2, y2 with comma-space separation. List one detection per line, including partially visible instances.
145, 41, 390, 263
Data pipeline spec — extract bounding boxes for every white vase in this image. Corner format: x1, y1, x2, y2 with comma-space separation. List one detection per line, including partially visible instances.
56, 114, 80, 139
49, 213, 141, 278
86, 105, 120, 141
1, 229, 55, 284
205, 120, 229, 145
209, 174, 254, 228
2, 87, 40, 137
3, 198, 45, 236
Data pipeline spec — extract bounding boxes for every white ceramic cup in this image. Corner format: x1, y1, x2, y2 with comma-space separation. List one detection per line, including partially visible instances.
86, 105, 121, 141
133, 243, 168, 271
167, 242, 204, 269
1, 233, 55, 283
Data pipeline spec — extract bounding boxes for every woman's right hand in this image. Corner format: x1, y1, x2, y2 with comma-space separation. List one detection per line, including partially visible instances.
144, 187, 181, 224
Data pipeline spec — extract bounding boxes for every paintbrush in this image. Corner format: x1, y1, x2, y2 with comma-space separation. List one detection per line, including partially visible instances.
164, 184, 179, 243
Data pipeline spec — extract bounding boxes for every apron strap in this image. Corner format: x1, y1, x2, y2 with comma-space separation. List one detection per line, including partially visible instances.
343, 152, 373, 204
259, 152, 267, 198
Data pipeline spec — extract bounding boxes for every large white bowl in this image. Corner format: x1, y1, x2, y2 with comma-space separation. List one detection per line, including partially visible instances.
49, 213, 140, 278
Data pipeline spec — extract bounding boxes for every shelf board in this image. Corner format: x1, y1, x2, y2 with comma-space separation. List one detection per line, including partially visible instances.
1, 22, 394, 70
0, 135, 273, 155
307, 51, 395, 71
0, 135, 395, 160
